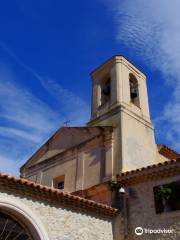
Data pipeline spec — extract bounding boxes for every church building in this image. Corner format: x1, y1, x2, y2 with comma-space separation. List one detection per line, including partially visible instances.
0, 55, 179, 239
20, 56, 163, 190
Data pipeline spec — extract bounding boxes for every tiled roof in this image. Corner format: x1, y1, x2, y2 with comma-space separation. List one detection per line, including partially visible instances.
0, 172, 118, 217
116, 158, 180, 186
157, 144, 179, 159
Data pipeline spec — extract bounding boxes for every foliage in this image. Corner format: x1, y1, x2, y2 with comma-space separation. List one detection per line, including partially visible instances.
109, 180, 119, 189
158, 185, 172, 201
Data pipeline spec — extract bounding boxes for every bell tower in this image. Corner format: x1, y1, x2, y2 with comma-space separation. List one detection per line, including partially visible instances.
87, 55, 157, 174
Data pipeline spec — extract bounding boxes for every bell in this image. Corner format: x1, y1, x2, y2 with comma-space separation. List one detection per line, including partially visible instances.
103, 80, 110, 96
130, 88, 137, 99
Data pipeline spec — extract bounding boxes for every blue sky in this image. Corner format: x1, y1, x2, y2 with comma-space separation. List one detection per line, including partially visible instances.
0, 0, 179, 175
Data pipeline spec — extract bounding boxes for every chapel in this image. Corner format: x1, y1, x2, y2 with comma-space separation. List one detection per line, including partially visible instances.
0, 55, 179, 240
20, 55, 177, 192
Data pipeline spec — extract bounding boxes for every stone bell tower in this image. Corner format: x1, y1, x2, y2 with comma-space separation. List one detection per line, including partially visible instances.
87, 55, 157, 174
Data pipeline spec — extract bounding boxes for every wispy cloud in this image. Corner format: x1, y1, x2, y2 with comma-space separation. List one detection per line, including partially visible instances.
0, 80, 60, 132
0, 40, 90, 126
0, 42, 90, 175
0, 155, 24, 176
0, 75, 61, 175
40, 78, 90, 126
0, 40, 42, 82
108, 0, 180, 151
0, 127, 42, 143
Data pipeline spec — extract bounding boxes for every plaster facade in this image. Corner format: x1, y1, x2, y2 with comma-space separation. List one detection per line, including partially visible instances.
88, 56, 157, 173
20, 55, 178, 198
21, 127, 113, 192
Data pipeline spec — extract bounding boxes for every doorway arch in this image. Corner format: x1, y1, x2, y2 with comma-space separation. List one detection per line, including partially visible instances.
0, 196, 49, 240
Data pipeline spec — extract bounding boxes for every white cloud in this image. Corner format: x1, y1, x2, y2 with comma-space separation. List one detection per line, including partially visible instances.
0, 127, 43, 143
0, 136, 36, 176
0, 40, 42, 82
108, 0, 180, 151
0, 42, 90, 175
0, 75, 90, 176
0, 77, 61, 175
0, 80, 59, 132
0, 155, 24, 176
0, 40, 90, 126
40, 78, 90, 126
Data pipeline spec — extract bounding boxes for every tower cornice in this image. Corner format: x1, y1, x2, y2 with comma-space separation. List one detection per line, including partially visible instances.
90, 55, 146, 80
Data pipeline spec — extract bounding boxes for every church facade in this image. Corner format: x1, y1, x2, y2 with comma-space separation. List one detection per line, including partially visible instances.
21, 56, 168, 190
0, 55, 179, 239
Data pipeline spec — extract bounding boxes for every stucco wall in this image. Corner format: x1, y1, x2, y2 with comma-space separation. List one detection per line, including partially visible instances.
88, 56, 159, 174
121, 110, 157, 172
125, 175, 180, 239
25, 131, 113, 193
0, 190, 114, 240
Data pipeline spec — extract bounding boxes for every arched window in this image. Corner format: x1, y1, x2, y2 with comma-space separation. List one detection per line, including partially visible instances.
0, 211, 32, 239
129, 73, 140, 107
100, 75, 111, 106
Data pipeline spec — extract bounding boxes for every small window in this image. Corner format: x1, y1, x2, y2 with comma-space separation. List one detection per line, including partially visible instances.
153, 181, 180, 214
53, 175, 65, 190
100, 76, 111, 106
57, 181, 64, 190
129, 73, 140, 107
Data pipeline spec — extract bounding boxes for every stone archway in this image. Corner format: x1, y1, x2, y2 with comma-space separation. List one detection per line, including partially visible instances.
0, 211, 32, 239
0, 197, 49, 240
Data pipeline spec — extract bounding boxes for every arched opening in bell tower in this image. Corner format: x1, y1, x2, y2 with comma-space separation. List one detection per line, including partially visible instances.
129, 73, 140, 107
100, 75, 111, 106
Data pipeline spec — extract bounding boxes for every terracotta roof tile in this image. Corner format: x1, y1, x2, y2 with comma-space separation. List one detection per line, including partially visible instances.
157, 144, 179, 159
0, 172, 118, 217
116, 158, 180, 186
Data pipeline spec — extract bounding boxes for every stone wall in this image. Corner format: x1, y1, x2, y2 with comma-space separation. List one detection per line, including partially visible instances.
0, 190, 114, 240
124, 175, 180, 239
